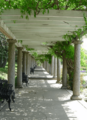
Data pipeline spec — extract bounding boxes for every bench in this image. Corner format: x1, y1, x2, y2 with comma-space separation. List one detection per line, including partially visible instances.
30, 67, 34, 74
30, 65, 37, 74
0, 79, 15, 111
22, 72, 28, 86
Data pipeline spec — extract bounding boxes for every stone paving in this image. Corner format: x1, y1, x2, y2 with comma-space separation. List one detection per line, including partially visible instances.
28, 66, 53, 79
0, 67, 87, 120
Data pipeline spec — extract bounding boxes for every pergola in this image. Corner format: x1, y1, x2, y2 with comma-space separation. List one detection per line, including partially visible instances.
0, 9, 87, 100
0, 9, 86, 53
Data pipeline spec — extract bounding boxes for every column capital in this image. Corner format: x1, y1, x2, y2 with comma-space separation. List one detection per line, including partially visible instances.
72, 40, 83, 44
22, 50, 27, 53
7, 39, 17, 43
17, 46, 23, 50
26, 51, 29, 54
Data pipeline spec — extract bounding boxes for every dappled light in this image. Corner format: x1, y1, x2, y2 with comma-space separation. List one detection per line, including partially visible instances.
0, 68, 87, 120
43, 71, 49, 75
29, 69, 53, 79
62, 100, 87, 120
0, 0, 87, 119
46, 80, 62, 88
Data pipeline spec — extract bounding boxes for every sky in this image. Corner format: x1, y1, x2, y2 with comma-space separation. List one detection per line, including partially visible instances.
81, 38, 87, 50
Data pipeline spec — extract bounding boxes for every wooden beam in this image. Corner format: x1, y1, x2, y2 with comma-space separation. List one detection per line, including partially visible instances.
1, 16, 84, 21
4, 20, 85, 25
17, 37, 64, 41
6, 23, 85, 28
9, 27, 76, 31
0, 20, 16, 39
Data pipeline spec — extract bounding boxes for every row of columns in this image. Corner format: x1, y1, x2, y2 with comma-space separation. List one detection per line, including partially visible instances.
43, 40, 82, 100
8, 39, 82, 100
7, 39, 36, 90
43, 57, 60, 82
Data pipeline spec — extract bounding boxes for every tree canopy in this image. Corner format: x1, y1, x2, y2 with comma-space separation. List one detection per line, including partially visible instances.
0, 0, 87, 17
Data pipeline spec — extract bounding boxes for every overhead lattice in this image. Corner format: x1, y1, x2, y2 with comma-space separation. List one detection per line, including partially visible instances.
0, 9, 87, 54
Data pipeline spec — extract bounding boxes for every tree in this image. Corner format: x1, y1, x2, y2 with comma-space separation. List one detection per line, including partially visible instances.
0, 32, 8, 68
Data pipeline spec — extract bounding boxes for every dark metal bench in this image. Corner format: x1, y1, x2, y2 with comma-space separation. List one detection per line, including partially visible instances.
22, 72, 28, 86
30, 67, 34, 74
0, 79, 15, 111
30, 65, 37, 74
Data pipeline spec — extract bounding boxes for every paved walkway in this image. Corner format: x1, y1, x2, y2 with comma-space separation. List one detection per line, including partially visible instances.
29, 66, 53, 79
0, 67, 87, 120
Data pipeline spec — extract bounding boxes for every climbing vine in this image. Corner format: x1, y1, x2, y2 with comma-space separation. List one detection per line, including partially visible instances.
0, 0, 87, 18
47, 13, 87, 90
32, 52, 52, 64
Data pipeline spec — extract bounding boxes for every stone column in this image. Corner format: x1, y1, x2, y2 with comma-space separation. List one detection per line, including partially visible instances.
26, 52, 29, 76
33, 58, 35, 66
30, 56, 32, 68
42, 62, 44, 68
48, 63, 50, 73
49, 63, 51, 74
41, 63, 43, 67
43, 61, 45, 68
61, 56, 67, 89
17, 47, 23, 88
50, 61, 52, 75
23, 51, 26, 74
46, 61, 48, 71
31, 57, 33, 68
33, 58, 34, 67
47, 62, 50, 73
7, 39, 17, 90
71, 40, 82, 100
45, 61, 47, 70
51, 56, 54, 76
54, 57, 57, 79
56, 58, 61, 83
29, 54, 31, 74
44, 61, 46, 70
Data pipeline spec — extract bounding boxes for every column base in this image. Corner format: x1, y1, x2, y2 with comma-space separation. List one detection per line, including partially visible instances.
56, 81, 60, 83
16, 85, 23, 88
71, 95, 82, 100
56, 79, 60, 83
61, 86, 67, 89
53, 76, 57, 80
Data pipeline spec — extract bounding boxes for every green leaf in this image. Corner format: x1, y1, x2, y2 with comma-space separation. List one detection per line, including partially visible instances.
26, 15, 29, 19
13, 20, 16, 23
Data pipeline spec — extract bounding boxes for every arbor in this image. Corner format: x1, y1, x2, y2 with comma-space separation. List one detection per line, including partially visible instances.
0, 0, 87, 89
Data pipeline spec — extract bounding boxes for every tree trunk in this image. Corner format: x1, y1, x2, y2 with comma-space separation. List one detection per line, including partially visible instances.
67, 59, 74, 90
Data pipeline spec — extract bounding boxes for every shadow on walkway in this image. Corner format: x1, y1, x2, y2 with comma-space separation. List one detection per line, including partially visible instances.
0, 67, 87, 120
